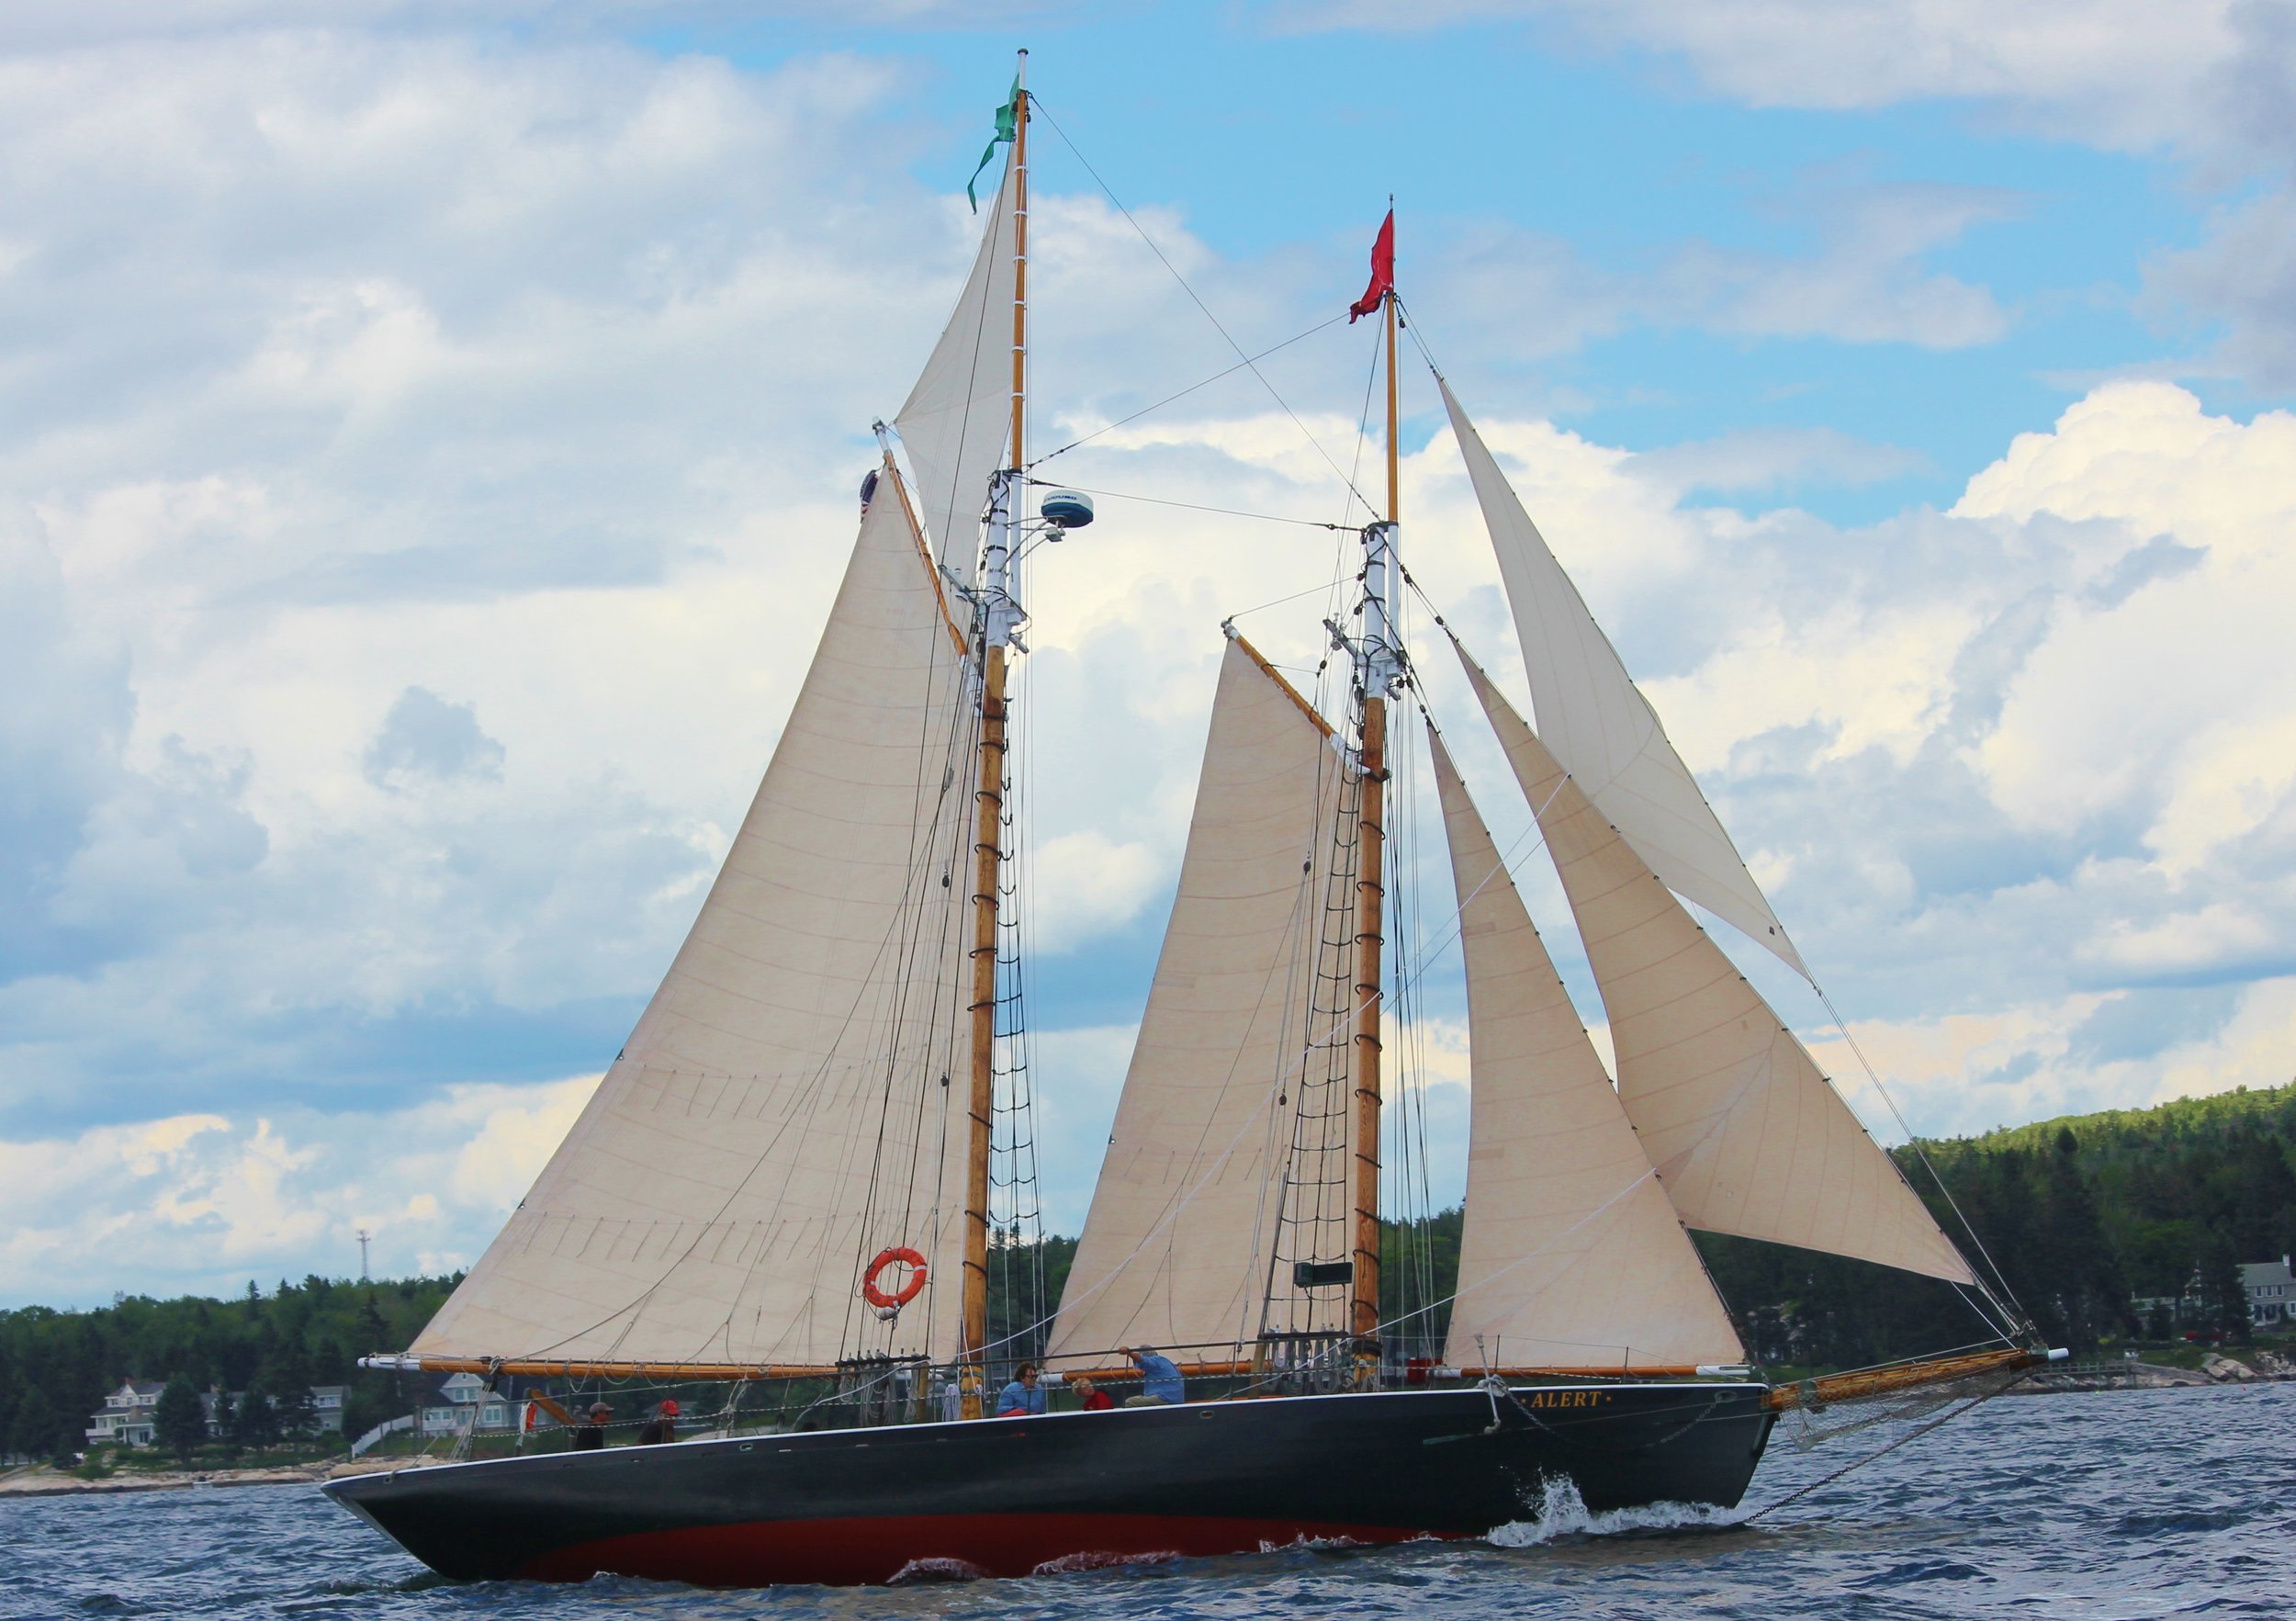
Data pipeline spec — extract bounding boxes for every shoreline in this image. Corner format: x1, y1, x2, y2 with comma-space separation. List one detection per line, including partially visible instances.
0, 1455, 436, 1499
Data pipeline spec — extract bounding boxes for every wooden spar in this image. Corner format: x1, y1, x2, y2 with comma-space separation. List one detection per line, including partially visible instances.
1348, 266, 1399, 1352
523, 1392, 577, 1428
361, 1356, 843, 1381
962, 634, 1006, 1410
1043, 1358, 1750, 1384
960, 51, 1028, 1416
1762, 1345, 2043, 1412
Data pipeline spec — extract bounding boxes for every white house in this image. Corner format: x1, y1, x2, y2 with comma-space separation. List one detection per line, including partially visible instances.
84, 1380, 164, 1447
2244, 1256, 2294, 1327
417, 1371, 518, 1436
89, 1380, 356, 1448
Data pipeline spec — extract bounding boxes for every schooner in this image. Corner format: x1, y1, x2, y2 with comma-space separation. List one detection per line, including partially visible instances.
326, 58, 2059, 1586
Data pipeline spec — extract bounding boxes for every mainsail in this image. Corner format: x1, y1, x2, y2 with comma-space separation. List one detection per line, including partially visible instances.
895, 150, 1020, 591
1048, 635, 1345, 1359
1429, 727, 1745, 1370
410, 462, 982, 1369
1439, 380, 1806, 977
1453, 643, 1975, 1284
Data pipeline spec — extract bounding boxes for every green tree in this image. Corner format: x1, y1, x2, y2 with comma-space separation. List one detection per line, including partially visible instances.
233, 1389, 280, 1449
153, 1375, 207, 1462
2199, 1245, 2250, 1344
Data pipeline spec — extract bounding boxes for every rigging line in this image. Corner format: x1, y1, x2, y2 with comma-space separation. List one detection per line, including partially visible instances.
1028, 314, 1350, 467
546, 544, 981, 1368
1345, 310, 1383, 524
1396, 296, 1448, 385
1742, 1368, 2032, 1525
1027, 96, 1379, 520
1375, 1167, 1659, 1339
1808, 979, 2030, 1336
1023, 477, 1345, 531
1222, 579, 1360, 625
1410, 607, 2020, 1345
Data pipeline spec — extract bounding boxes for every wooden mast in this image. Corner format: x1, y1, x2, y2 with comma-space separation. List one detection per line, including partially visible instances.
1349, 231, 1399, 1357
961, 50, 1027, 1418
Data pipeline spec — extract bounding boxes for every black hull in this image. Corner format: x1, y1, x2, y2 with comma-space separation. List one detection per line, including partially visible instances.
324, 1383, 1773, 1587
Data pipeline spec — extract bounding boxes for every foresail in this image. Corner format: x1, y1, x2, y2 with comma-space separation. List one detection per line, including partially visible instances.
1439, 380, 1806, 978
895, 149, 1019, 592
1430, 727, 1744, 1370
1456, 643, 1976, 1286
1048, 636, 1345, 1359
411, 464, 980, 1368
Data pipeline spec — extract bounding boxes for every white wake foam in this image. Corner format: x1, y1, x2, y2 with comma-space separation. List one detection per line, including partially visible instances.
1485, 1476, 1742, 1547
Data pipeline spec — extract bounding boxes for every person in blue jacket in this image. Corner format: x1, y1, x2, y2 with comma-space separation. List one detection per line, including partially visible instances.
1119, 1345, 1184, 1405
996, 1361, 1047, 1416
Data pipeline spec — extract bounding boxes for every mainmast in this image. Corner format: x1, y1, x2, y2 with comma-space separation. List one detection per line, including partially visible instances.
1350, 217, 1402, 1360
962, 49, 1029, 1417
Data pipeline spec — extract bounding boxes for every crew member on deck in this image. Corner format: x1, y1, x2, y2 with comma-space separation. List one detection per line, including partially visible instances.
1118, 1346, 1184, 1406
636, 1399, 680, 1445
1072, 1376, 1114, 1412
572, 1401, 611, 1450
996, 1362, 1046, 1416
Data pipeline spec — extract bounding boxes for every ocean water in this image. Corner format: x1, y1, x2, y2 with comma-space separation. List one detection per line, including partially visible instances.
5, 1382, 2289, 1620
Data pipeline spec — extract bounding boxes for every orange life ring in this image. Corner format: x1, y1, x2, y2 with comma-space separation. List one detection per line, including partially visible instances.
861, 1246, 928, 1310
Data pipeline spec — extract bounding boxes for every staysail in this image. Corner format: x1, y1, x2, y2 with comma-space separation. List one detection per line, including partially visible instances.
895, 150, 1019, 591
1439, 380, 1806, 977
410, 462, 982, 1369
1429, 726, 1745, 1369
1048, 635, 1345, 1359
1455, 642, 1975, 1284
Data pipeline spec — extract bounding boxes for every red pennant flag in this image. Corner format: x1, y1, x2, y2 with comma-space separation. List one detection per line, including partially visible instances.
1348, 209, 1395, 323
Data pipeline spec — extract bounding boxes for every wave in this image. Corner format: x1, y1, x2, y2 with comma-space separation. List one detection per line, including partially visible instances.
1485, 1476, 1742, 1547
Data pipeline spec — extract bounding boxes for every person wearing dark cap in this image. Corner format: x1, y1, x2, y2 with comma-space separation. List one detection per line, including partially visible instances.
572, 1401, 612, 1451
636, 1399, 681, 1446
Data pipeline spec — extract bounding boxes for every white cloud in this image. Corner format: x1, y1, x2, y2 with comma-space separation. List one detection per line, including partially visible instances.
1280, 0, 2248, 152
0, 1075, 597, 1304
1287, 1, 2296, 386
1810, 974, 2296, 1143
0, 21, 2290, 1305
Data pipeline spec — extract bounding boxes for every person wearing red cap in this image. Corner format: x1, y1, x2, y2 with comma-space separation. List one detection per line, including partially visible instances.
636, 1399, 680, 1446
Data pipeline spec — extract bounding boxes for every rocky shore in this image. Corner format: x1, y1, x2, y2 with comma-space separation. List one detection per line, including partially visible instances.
0, 1455, 438, 1498
2016, 1350, 2295, 1394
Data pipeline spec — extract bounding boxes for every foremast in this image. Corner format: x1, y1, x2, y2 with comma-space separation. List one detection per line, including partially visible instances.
1348, 232, 1404, 1364
962, 49, 1030, 1419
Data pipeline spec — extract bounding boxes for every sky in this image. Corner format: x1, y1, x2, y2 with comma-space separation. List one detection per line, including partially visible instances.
4, 1, 2294, 1309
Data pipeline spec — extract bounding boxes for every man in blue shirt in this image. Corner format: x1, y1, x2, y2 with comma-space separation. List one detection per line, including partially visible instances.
1119, 1345, 1184, 1405
996, 1362, 1046, 1416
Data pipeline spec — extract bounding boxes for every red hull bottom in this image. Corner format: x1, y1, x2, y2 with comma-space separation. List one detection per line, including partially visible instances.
519, 1513, 1449, 1587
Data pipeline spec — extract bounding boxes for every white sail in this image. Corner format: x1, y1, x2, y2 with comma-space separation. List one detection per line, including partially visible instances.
1048, 635, 1345, 1360
895, 150, 1019, 591
1430, 727, 1746, 1370
1439, 380, 1806, 978
411, 464, 983, 1368
1456, 643, 1975, 1285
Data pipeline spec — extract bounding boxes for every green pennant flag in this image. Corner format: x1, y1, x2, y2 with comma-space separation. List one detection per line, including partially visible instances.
966, 78, 1021, 213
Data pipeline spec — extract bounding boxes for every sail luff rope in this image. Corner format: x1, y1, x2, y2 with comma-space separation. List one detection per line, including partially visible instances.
1806, 981, 2032, 1339
1015, 739, 1579, 1364
1385, 380, 2026, 1343
499, 481, 982, 1371
1026, 96, 1379, 521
